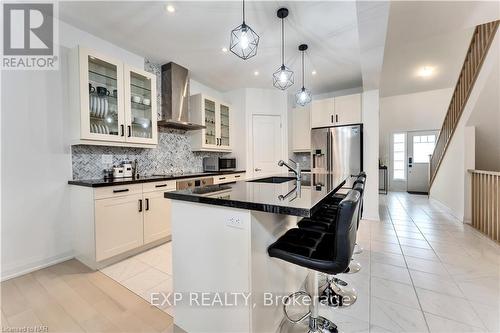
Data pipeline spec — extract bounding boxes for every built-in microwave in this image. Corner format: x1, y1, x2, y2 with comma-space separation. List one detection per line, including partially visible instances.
203, 157, 236, 172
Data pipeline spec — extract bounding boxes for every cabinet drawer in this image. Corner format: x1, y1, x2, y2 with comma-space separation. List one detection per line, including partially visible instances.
213, 173, 246, 184
143, 180, 176, 193
94, 184, 143, 200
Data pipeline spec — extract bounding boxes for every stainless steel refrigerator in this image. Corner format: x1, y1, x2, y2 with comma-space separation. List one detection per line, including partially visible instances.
311, 124, 363, 176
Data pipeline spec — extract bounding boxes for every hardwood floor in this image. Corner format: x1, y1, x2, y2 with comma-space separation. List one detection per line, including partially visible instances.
1, 259, 175, 333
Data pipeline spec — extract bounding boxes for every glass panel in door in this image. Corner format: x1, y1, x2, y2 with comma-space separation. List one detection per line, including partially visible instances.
88, 56, 120, 137
220, 104, 230, 147
128, 71, 153, 139
204, 99, 216, 145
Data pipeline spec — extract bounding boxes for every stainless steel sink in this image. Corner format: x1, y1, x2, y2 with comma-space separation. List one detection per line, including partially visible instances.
247, 176, 296, 184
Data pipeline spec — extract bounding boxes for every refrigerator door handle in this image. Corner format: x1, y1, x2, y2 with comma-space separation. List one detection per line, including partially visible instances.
326, 130, 331, 173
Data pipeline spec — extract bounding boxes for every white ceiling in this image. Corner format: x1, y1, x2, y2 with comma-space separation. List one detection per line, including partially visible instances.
380, 1, 500, 97
59, 1, 367, 94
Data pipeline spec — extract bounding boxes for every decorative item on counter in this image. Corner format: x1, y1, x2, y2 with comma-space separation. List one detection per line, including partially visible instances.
113, 166, 124, 178
103, 168, 114, 180
133, 159, 140, 179
122, 162, 133, 178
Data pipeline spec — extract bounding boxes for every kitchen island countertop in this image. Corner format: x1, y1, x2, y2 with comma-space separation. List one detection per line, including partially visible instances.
164, 171, 348, 217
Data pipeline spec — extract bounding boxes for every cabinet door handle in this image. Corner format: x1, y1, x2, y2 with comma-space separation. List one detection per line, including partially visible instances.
235, 175, 240, 178
138, 199, 143, 212
219, 177, 226, 180
145, 198, 149, 211
113, 188, 129, 193
331, 115, 334, 123
335, 114, 338, 123
155, 184, 167, 188
120, 124, 125, 136
127, 125, 131, 137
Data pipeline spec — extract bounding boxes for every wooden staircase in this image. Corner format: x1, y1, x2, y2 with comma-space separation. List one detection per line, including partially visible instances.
429, 20, 499, 186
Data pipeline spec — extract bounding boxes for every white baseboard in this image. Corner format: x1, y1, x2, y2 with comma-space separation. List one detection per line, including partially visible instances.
1, 252, 74, 282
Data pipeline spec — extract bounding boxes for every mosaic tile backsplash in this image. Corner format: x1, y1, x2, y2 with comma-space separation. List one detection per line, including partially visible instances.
71, 128, 223, 180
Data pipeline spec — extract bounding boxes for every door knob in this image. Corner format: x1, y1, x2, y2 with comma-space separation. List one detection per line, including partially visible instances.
255, 168, 262, 171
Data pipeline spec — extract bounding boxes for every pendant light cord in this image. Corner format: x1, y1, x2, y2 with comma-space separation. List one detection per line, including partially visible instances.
301, 50, 305, 88
242, 0, 245, 24
281, 18, 285, 65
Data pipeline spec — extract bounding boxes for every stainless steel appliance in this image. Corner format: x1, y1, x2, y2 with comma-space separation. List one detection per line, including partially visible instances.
158, 62, 205, 130
311, 124, 363, 176
176, 177, 214, 190
203, 157, 236, 172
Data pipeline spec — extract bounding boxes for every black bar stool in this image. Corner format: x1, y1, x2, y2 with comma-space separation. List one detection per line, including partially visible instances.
268, 190, 361, 333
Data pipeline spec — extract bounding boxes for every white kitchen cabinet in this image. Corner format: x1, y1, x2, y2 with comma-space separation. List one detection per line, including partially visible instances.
334, 93, 362, 125
70, 46, 158, 148
71, 180, 177, 269
292, 105, 311, 152
212, 172, 246, 185
95, 193, 144, 261
124, 65, 158, 145
189, 94, 232, 152
311, 98, 335, 128
143, 188, 175, 244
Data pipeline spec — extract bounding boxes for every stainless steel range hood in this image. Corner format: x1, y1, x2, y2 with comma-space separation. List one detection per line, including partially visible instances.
158, 62, 205, 130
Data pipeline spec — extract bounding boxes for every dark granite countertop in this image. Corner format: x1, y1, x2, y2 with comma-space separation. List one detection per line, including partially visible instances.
68, 170, 246, 188
164, 171, 349, 217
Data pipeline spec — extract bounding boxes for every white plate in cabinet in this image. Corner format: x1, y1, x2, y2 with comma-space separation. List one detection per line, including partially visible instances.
144, 190, 172, 244
334, 93, 362, 125
95, 193, 144, 261
189, 94, 232, 152
311, 98, 335, 128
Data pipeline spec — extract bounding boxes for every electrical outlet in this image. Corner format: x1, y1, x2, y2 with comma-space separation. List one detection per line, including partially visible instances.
102, 154, 113, 166
226, 217, 244, 229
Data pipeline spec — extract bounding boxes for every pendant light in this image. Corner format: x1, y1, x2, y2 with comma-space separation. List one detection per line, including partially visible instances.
229, 0, 260, 60
272, 8, 294, 90
295, 44, 312, 106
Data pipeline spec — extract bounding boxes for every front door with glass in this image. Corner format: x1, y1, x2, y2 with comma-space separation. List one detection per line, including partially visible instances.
407, 130, 439, 193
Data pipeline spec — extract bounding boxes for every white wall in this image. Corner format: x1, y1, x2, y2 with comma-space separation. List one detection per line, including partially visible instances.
430, 33, 498, 221
0, 20, 146, 280
380, 88, 452, 190
362, 90, 380, 221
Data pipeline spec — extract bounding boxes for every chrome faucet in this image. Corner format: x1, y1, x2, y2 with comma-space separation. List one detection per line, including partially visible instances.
278, 159, 301, 181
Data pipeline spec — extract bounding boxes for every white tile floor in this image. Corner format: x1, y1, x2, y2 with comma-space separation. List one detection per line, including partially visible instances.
101, 192, 499, 333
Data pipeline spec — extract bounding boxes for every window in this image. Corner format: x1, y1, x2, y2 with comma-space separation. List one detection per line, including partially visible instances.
393, 133, 406, 180
413, 135, 436, 163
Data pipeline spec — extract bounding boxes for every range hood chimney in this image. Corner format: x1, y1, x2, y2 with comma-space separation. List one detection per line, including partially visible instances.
158, 62, 205, 130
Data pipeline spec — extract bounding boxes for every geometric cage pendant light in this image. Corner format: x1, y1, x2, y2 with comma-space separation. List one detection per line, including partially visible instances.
272, 8, 294, 90
295, 44, 312, 106
229, 0, 260, 60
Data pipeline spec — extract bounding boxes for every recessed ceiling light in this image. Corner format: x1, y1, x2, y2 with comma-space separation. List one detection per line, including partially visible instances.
221, 47, 228, 53
165, 4, 175, 13
418, 66, 434, 77
312, 70, 317, 75
254, 71, 259, 76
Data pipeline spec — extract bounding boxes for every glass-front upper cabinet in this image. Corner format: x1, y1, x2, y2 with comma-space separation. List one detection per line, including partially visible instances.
188, 94, 231, 152
124, 66, 157, 145
82, 49, 125, 142
204, 98, 217, 146
219, 103, 230, 148
74, 47, 157, 147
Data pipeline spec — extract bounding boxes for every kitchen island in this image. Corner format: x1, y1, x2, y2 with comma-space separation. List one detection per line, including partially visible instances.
164, 172, 348, 333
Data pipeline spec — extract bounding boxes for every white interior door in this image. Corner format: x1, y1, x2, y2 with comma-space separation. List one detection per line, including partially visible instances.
407, 130, 439, 193
252, 115, 283, 177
